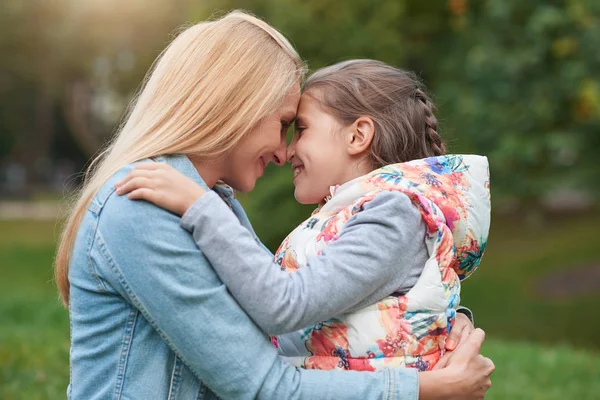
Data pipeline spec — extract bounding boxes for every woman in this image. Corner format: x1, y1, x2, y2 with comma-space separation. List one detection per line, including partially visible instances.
55, 11, 493, 399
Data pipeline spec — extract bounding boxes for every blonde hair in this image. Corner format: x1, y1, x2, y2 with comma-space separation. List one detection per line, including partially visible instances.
304, 59, 446, 168
55, 10, 306, 306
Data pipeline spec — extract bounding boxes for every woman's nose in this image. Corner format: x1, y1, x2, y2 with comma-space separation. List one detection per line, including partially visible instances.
272, 137, 287, 166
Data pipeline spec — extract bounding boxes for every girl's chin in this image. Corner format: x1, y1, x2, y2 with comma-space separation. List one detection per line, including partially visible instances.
294, 187, 322, 205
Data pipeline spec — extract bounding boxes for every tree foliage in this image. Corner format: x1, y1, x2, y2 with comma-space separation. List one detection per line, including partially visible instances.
0, 0, 598, 243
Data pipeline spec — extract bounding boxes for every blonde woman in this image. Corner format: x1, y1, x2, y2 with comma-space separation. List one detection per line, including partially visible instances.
56, 11, 491, 399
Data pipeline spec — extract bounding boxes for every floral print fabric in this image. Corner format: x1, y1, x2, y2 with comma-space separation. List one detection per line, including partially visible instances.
273, 155, 490, 371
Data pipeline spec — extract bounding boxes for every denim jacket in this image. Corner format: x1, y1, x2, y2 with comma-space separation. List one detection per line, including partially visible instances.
67, 154, 419, 399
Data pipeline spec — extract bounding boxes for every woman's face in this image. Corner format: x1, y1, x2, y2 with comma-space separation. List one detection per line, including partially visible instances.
222, 84, 301, 192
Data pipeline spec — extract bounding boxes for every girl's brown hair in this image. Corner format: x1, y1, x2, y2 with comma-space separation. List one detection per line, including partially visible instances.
304, 59, 446, 168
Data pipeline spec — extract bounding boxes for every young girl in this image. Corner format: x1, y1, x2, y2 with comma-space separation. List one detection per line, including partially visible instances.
116, 59, 490, 372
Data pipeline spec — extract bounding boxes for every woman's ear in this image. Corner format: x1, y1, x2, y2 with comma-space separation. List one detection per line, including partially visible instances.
347, 116, 375, 156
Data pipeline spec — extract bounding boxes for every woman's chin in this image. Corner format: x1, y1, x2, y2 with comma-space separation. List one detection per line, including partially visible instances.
227, 175, 257, 193
237, 180, 256, 193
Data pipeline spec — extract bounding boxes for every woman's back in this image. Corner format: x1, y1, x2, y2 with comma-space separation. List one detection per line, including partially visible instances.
68, 158, 212, 398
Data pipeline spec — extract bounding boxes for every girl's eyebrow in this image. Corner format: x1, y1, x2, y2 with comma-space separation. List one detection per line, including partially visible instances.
294, 116, 305, 125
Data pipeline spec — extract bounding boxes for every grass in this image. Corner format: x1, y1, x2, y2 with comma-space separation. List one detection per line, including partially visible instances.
0, 214, 598, 399
0, 220, 69, 399
461, 212, 600, 350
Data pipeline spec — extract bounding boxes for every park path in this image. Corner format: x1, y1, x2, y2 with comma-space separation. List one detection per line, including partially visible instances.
0, 201, 64, 220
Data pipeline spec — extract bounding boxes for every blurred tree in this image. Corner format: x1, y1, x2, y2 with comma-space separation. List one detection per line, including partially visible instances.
435, 0, 600, 208
193, 0, 600, 248
0, 0, 188, 191
0, 0, 598, 237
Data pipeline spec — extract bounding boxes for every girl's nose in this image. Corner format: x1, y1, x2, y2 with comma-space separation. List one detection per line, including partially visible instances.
286, 142, 296, 162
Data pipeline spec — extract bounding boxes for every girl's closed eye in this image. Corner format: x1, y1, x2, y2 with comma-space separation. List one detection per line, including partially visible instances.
295, 126, 306, 137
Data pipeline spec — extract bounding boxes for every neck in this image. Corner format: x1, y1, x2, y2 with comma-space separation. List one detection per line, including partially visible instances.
188, 155, 223, 188
341, 157, 373, 184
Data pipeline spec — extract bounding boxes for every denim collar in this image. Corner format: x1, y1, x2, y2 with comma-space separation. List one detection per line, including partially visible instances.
158, 154, 235, 200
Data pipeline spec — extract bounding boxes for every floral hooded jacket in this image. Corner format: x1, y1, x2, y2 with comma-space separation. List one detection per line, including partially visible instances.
272, 155, 491, 371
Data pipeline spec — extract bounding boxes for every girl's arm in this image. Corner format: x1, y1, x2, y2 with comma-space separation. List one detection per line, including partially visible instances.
181, 189, 427, 335
115, 163, 436, 335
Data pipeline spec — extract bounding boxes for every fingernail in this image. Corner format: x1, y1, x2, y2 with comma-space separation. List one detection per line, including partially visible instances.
445, 339, 457, 351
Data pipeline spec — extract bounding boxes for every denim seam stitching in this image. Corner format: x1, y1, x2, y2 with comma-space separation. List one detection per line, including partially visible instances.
387, 368, 393, 400
95, 231, 205, 380
196, 382, 207, 400
86, 212, 110, 293
167, 357, 183, 400
113, 308, 138, 400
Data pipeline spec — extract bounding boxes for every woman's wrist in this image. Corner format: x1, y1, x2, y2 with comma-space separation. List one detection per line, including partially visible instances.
418, 369, 454, 400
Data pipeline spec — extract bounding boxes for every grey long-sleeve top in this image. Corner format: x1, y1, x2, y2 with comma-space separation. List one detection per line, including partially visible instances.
180, 190, 430, 335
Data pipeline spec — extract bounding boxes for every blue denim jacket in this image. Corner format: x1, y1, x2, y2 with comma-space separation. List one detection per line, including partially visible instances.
67, 154, 419, 399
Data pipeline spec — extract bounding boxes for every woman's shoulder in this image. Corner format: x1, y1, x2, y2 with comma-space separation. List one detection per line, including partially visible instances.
93, 159, 180, 232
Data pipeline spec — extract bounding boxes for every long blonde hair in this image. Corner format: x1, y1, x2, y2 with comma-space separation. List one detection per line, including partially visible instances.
55, 10, 306, 306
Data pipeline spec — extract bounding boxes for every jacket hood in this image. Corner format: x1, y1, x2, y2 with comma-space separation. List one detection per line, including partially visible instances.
366, 155, 490, 280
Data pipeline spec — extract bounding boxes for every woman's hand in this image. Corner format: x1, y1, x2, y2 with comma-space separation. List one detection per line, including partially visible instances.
115, 163, 206, 216
420, 328, 494, 400
447, 313, 474, 351
433, 312, 474, 371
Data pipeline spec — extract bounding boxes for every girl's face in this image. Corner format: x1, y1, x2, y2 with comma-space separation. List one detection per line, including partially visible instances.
222, 85, 301, 192
287, 92, 355, 204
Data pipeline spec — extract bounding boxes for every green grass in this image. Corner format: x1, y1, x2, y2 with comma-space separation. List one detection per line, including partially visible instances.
0, 220, 69, 399
462, 212, 600, 350
483, 339, 600, 400
0, 215, 599, 399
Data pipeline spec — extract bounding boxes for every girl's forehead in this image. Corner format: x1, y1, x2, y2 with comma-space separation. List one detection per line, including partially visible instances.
298, 91, 328, 114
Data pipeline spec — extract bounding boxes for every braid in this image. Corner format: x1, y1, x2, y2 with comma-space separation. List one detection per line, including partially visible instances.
415, 89, 446, 156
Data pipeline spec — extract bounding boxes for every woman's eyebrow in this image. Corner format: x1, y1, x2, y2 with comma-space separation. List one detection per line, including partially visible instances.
281, 109, 296, 122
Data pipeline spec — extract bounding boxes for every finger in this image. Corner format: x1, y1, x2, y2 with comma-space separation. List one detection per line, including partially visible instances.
132, 162, 164, 171
445, 322, 465, 351
468, 328, 486, 353
453, 328, 486, 360
116, 177, 155, 195
484, 357, 495, 375
127, 188, 157, 202
462, 318, 474, 335
455, 323, 472, 350
433, 352, 451, 370
115, 169, 156, 189
446, 313, 471, 351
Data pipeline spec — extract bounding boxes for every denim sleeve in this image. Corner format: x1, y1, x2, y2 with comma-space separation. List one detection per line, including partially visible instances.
181, 190, 428, 335
95, 192, 419, 400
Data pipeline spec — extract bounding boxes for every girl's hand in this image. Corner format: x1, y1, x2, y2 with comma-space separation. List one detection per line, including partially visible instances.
115, 163, 206, 216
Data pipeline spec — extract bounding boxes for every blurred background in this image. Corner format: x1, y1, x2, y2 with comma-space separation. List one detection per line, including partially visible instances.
1, 0, 599, 398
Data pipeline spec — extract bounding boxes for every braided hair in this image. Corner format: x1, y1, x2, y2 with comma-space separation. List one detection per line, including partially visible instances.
304, 59, 446, 168
414, 89, 446, 157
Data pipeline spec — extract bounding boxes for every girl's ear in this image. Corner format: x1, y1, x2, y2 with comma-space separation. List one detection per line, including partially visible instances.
347, 116, 375, 156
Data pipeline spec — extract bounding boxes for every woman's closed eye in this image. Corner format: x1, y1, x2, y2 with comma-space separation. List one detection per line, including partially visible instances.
281, 120, 292, 135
